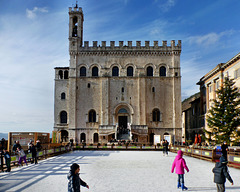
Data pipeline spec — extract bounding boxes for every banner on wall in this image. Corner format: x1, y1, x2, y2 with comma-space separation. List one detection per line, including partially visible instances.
52, 131, 57, 143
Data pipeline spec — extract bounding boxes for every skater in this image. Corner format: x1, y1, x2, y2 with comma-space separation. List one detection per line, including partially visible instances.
36, 140, 42, 151
17, 147, 28, 166
67, 163, 89, 192
163, 140, 169, 156
3, 149, 11, 172
12, 140, 21, 154
221, 141, 228, 158
28, 143, 37, 164
212, 156, 233, 192
171, 150, 189, 191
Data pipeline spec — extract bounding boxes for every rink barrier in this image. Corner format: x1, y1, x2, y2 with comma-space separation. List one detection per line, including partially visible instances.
0, 146, 69, 172
74, 143, 163, 151
170, 146, 240, 169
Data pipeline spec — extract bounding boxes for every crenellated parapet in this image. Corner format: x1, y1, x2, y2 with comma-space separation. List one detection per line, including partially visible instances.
70, 40, 181, 56
68, 6, 83, 14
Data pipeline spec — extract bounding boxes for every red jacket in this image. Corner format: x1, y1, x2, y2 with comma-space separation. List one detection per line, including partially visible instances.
171, 150, 189, 174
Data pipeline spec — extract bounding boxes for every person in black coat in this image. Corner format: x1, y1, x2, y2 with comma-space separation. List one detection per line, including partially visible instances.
67, 163, 89, 192
221, 141, 228, 158
212, 156, 233, 192
12, 140, 21, 154
28, 143, 37, 164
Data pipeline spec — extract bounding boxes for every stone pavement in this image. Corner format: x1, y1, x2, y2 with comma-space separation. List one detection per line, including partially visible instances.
0, 150, 240, 192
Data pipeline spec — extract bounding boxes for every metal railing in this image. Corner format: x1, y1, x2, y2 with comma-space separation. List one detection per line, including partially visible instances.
0, 146, 70, 172
170, 146, 240, 169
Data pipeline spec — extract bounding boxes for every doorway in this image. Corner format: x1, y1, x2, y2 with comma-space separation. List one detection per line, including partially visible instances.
117, 116, 129, 140
118, 116, 127, 129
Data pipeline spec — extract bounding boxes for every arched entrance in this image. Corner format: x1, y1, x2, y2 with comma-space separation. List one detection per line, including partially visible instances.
80, 133, 86, 143
117, 108, 130, 140
93, 133, 99, 143
60, 130, 68, 142
164, 132, 171, 144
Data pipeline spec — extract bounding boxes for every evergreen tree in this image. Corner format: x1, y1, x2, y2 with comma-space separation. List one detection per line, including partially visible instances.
205, 77, 240, 144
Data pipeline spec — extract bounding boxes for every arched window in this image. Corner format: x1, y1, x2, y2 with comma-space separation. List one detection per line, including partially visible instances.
147, 66, 153, 76
80, 67, 86, 77
61, 92, 66, 100
59, 70, 63, 79
92, 67, 99, 77
118, 108, 128, 114
64, 70, 69, 79
127, 66, 133, 76
112, 66, 119, 76
152, 108, 160, 122
89, 109, 96, 122
60, 111, 67, 124
160, 66, 166, 76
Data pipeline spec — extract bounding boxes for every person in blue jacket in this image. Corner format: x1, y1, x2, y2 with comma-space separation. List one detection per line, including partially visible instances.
3, 149, 11, 172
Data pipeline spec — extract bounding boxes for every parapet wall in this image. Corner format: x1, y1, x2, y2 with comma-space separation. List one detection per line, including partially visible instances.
79, 40, 181, 51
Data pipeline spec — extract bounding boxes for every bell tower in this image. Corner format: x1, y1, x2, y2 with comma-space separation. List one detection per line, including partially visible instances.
68, 3, 84, 51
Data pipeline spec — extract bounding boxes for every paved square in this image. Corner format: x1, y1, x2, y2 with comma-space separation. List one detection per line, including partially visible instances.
0, 150, 240, 192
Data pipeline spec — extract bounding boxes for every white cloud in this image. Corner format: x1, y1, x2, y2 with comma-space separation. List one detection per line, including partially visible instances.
26, 7, 48, 19
155, 0, 177, 12
186, 30, 236, 46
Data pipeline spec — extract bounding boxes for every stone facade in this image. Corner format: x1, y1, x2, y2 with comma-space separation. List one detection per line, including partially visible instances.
53, 5, 182, 144
182, 92, 204, 144
197, 52, 240, 139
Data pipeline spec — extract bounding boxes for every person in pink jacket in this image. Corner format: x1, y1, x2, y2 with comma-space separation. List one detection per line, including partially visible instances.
171, 150, 189, 191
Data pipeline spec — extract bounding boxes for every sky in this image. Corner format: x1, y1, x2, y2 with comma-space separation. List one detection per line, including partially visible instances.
0, 0, 240, 134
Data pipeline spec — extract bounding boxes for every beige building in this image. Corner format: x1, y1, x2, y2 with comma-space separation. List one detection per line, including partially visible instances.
53, 5, 182, 144
197, 52, 240, 135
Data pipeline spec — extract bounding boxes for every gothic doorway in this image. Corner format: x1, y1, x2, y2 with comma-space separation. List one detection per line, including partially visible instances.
60, 130, 68, 142
118, 116, 127, 129
80, 133, 86, 143
93, 133, 99, 143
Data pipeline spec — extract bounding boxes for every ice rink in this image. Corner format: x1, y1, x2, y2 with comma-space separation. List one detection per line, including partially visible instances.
0, 150, 240, 192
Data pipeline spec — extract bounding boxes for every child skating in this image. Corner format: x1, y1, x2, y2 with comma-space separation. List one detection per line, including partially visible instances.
212, 156, 233, 192
67, 163, 89, 192
171, 150, 189, 191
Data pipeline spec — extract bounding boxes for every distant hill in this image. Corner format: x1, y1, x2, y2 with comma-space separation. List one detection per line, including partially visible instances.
0, 133, 8, 140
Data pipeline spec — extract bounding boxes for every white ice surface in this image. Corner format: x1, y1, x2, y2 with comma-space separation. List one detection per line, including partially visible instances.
0, 150, 240, 192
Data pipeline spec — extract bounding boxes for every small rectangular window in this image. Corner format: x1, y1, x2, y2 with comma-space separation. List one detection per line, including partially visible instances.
234, 68, 240, 79
209, 85, 212, 93
216, 81, 219, 90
